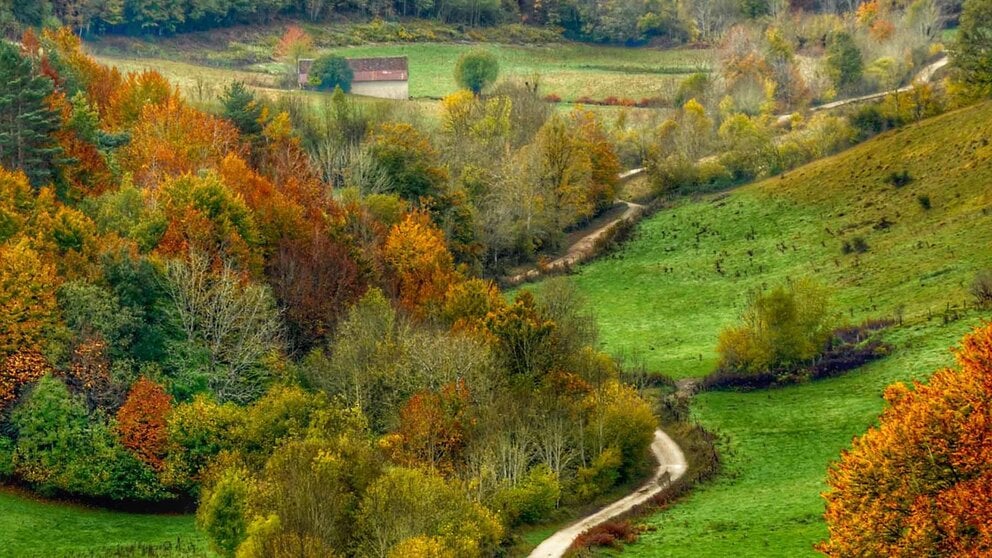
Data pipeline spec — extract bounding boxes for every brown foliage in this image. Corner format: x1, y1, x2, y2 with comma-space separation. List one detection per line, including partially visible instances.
384, 380, 474, 475
65, 338, 123, 410
116, 377, 173, 471
819, 323, 992, 556
267, 228, 367, 352
0, 351, 51, 410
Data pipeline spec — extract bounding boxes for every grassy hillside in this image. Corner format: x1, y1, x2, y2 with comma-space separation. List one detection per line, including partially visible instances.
564, 101, 992, 378
519, 101, 992, 556
0, 488, 208, 557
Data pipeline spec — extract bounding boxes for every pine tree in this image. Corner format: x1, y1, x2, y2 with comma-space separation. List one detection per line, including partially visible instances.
220, 81, 264, 136
0, 42, 63, 187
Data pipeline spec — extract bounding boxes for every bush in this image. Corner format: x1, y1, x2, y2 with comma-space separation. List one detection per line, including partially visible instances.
10, 374, 171, 501
917, 194, 931, 210
716, 279, 834, 375
197, 468, 250, 558
885, 169, 913, 187
356, 467, 502, 558
706, 321, 892, 389
163, 395, 243, 491
308, 55, 353, 92
572, 447, 622, 501
841, 236, 869, 254
825, 32, 864, 91
573, 520, 641, 551
674, 72, 710, 106
971, 269, 992, 307
493, 465, 560, 526
849, 104, 899, 139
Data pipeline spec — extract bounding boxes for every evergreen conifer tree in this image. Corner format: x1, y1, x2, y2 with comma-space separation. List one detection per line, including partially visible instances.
0, 42, 63, 187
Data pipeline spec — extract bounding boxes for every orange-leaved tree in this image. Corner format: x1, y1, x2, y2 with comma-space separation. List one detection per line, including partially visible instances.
0, 239, 61, 357
384, 212, 457, 316
384, 380, 475, 475
116, 377, 173, 471
121, 97, 242, 189
819, 322, 992, 556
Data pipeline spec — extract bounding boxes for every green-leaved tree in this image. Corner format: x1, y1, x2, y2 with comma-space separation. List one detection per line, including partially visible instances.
955, 0, 992, 94
309, 54, 353, 92
0, 42, 63, 187
455, 50, 499, 95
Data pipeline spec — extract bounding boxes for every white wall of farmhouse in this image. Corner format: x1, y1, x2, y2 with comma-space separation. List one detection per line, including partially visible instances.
350, 80, 409, 100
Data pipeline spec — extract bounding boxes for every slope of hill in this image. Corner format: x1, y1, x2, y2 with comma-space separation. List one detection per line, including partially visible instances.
568, 101, 992, 378
527, 101, 992, 556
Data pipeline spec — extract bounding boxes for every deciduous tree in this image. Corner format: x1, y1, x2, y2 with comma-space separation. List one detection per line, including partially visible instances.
116, 377, 172, 471
820, 323, 992, 556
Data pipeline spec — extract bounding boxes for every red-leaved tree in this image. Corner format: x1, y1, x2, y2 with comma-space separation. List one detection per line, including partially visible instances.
116, 377, 173, 471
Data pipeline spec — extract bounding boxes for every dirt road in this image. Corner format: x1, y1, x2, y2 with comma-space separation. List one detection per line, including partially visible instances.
527, 428, 688, 558
506, 200, 646, 286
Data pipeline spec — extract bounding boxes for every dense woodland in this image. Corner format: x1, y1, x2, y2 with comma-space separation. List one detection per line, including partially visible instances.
0, 29, 659, 556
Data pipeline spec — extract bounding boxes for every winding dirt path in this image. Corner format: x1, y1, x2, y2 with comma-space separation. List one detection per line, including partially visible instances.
527, 429, 688, 558
505, 200, 646, 286
776, 56, 949, 124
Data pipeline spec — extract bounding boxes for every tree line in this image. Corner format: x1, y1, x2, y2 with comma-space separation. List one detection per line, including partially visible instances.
2, 0, 962, 45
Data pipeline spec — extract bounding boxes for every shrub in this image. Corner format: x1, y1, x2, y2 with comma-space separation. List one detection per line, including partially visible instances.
842, 236, 869, 254
356, 467, 502, 558
850, 104, 899, 139
308, 54, 353, 92
493, 465, 560, 526
674, 72, 710, 106
971, 269, 992, 307
885, 169, 913, 187
573, 520, 641, 550
163, 395, 244, 490
573, 447, 622, 501
917, 194, 931, 210
825, 31, 864, 91
116, 377, 172, 471
716, 279, 834, 375
197, 468, 250, 558
10, 374, 171, 501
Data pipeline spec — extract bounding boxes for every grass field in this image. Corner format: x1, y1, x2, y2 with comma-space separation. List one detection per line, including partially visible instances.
516, 101, 992, 556
88, 39, 712, 102
553, 101, 992, 379
0, 488, 208, 557
318, 43, 711, 100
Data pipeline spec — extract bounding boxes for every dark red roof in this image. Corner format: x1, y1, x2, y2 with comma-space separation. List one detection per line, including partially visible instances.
347, 57, 408, 82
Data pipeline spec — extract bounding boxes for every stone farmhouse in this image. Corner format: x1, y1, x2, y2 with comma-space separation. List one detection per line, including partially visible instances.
298, 56, 409, 100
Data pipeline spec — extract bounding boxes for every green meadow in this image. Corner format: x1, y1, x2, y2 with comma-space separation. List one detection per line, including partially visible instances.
0, 489, 208, 557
